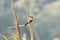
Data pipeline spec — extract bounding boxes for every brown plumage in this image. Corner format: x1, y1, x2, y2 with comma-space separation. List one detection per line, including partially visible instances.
25, 16, 33, 26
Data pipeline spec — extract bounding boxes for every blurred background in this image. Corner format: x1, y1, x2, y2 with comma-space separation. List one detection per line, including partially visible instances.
0, 0, 60, 40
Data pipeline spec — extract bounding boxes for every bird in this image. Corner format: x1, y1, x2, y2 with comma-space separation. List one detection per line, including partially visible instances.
25, 16, 33, 26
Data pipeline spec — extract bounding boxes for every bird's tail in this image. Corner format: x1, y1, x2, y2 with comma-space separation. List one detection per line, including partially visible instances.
25, 22, 29, 26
